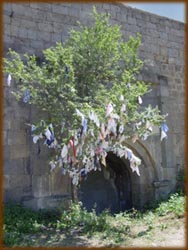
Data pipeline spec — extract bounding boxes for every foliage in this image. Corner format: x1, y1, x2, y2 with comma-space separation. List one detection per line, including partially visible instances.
3, 202, 60, 231
3, 7, 167, 185
3, 203, 60, 246
155, 192, 185, 217
56, 202, 109, 233
3, 193, 185, 247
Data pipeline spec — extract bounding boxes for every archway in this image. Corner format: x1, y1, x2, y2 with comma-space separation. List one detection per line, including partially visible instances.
106, 152, 132, 212
78, 139, 158, 213
78, 152, 134, 214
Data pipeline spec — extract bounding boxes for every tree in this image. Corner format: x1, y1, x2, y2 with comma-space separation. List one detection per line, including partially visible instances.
3, 8, 168, 187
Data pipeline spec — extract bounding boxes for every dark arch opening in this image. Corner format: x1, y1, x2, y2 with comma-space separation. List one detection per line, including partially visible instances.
78, 152, 133, 214
106, 152, 133, 212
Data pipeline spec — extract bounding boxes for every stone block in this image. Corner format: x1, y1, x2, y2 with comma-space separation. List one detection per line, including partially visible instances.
21, 197, 38, 210
3, 130, 8, 145
3, 145, 11, 161
163, 167, 177, 182
28, 9, 47, 22
18, 27, 28, 39
46, 12, 66, 24
10, 25, 20, 37
12, 4, 30, 16
127, 16, 136, 25
168, 34, 180, 43
5, 37, 22, 53
4, 184, 32, 202
4, 158, 26, 175
170, 28, 184, 37
50, 169, 71, 196
4, 175, 10, 189
10, 144, 30, 159
3, 23, 11, 36
140, 66, 158, 83
8, 118, 27, 131
157, 23, 167, 33
68, 7, 80, 17
3, 34, 12, 45
53, 22, 65, 33
154, 180, 173, 199
66, 15, 78, 25
30, 39, 44, 50
4, 174, 31, 189
22, 195, 71, 210
44, 195, 71, 210
135, 12, 142, 20
30, 3, 52, 11
20, 19, 38, 29
150, 44, 159, 54
38, 22, 53, 33
117, 13, 126, 22
32, 175, 50, 198
23, 157, 32, 175
22, 185, 33, 196
9, 17, 22, 28
150, 15, 158, 24
110, 19, 119, 26
12, 105, 30, 119
7, 131, 27, 146
4, 187, 24, 202
52, 4, 69, 15
52, 33, 62, 43
168, 48, 178, 58
27, 29, 37, 40
37, 30, 51, 42
147, 22, 156, 30
160, 85, 169, 97
3, 3, 12, 12
109, 10, 117, 19
176, 156, 185, 169
160, 32, 168, 40
111, 4, 121, 13
31, 156, 50, 176
140, 12, 150, 22
160, 46, 168, 57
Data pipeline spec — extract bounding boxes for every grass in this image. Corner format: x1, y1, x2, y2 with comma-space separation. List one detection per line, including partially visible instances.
3, 192, 185, 247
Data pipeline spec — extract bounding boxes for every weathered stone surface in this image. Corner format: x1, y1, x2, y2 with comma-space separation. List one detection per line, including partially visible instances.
50, 169, 71, 196
38, 22, 53, 33
4, 158, 27, 175
7, 131, 27, 145
36, 30, 51, 42
27, 29, 37, 40
22, 195, 71, 210
4, 175, 10, 189
9, 174, 31, 188
30, 3, 52, 11
32, 175, 50, 198
10, 144, 30, 159
3, 2, 185, 211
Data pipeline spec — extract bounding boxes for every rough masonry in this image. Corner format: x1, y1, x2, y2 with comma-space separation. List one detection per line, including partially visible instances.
3, 2, 185, 211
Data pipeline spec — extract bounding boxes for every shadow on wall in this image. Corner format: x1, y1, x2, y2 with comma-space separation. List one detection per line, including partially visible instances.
79, 153, 137, 214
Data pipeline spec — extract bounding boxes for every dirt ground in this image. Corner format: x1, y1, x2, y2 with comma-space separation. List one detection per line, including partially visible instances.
25, 216, 185, 247
127, 217, 186, 247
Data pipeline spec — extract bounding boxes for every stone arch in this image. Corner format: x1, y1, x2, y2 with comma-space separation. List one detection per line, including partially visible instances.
121, 141, 158, 209
78, 141, 158, 213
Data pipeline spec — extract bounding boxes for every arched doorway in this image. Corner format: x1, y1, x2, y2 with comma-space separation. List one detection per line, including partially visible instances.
78, 152, 133, 214
106, 152, 132, 212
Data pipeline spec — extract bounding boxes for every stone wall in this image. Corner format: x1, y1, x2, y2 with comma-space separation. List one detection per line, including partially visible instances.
3, 2, 185, 210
